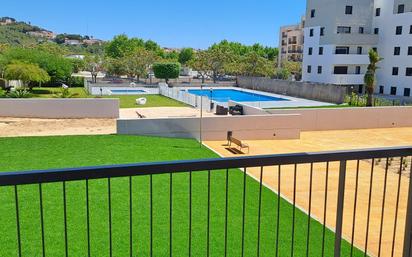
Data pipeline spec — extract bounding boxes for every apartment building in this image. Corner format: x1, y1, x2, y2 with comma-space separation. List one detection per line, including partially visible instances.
278, 17, 305, 66
302, 0, 412, 96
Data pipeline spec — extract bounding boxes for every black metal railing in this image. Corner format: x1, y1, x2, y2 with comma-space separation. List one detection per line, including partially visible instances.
0, 147, 412, 257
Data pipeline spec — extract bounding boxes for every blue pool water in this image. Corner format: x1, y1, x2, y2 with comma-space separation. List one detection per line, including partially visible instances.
186, 89, 288, 102
110, 89, 146, 95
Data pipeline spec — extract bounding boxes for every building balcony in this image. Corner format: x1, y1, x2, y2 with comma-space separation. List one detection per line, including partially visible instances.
321, 33, 378, 45
330, 74, 365, 85
330, 54, 370, 65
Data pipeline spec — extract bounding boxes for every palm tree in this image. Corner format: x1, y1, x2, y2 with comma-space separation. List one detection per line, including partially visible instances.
364, 49, 383, 106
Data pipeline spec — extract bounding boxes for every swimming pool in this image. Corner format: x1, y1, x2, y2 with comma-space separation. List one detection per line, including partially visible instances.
110, 89, 146, 95
186, 89, 288, 103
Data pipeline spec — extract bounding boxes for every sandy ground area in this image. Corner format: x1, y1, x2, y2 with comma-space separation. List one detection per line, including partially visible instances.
120, 107, 216, 119
205, 128, 412, 257
0, 117, 116, 137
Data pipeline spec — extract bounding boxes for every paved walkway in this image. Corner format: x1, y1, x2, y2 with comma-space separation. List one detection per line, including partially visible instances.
205, 128, 412, 257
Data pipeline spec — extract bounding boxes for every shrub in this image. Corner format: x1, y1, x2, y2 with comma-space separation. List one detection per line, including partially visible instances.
7, 88, 32, 98
53, 87, 79, 98
0, 87, 6, 97
67, 76, 85, 87
152, 62, 180, 84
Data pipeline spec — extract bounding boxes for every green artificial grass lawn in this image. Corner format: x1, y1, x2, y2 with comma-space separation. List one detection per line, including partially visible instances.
104, 95, 188, 108
31, 87, 187, 109
0, 135, 365, 257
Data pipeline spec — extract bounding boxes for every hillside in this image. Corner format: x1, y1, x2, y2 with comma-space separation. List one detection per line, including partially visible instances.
0, 22, 42, 46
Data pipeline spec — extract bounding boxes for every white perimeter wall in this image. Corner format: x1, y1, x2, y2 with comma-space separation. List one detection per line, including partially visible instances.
117, 114, 301, 140
0, 99, 119, 118
268, 106, 412, 131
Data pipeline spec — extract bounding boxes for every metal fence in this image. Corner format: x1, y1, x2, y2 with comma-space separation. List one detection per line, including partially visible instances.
0, 147, 411, 257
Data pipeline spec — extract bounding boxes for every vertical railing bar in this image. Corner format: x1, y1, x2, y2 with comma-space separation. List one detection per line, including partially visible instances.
257, 166, 264, 257
321, 162, 330, 257
170, 173, 173, 257
241, 167, 247, 257
334, 160, 347, 257
39, 183, 46, 257
402, 157, 412, 257
63, 181, 68, 257
129, 176, 133, 257
306, 163, 314, 257
275, 165, 281, 257
364, 158, 375, 257
224, 169, 229, 257
350, 160, 360, 257
150, 174, 153, 257
15, 185, 22, 257
188, 172, 192, 257
391, 157, 404, 257
207, 170, 211, 257
291, 164, 297, 257
108, 178, 112, 257
378, 158, 390, 257
86, 179, 91, 257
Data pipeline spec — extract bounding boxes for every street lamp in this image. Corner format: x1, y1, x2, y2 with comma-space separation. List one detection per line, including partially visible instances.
199, 84, 204, 148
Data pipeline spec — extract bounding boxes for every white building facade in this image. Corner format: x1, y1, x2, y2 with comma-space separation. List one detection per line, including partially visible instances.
302, 0, 412, 96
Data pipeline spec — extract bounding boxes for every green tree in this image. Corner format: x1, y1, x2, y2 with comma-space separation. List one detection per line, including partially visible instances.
4, 61, 50, 87
104, 57, 126, 77
206, 45, 235, 83
178, 48, 194, 66
364, 49, 383, 107
188, 51, 210, 83
85, 55, 103, 83
105, 34, 145, 58
152, 62, 180, 84
282, 61, 302, 81
123, 48, 157, 82
238, 52, 274, 77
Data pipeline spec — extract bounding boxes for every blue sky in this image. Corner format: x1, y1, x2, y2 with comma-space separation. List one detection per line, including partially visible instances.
1, 0, 305, 49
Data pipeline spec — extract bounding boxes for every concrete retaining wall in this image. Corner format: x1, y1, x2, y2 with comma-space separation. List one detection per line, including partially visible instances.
267, 106, 412, 131
117, 114, 301, 140
0, 99, 119, 118
237, 76, 347, 104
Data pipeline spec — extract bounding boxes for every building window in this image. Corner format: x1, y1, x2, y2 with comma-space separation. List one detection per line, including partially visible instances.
410, 25, 412, 34
320, 27, 325, 36
404, 88, 411, 97
334, 66, 348, 74
374, 28, 379, 34
359, 27, 364, 34
372, 47, 378, 52
391, 87, 397, 95
394, 47, 401, 55
398, 4, 405, 14
319, 47, 324, 55
335, 46, 350, 54
379, 86, 384, 94
408, 46, 412, 55
392, 67, 399, 75
357, 47, 363, 55
345, 6, 353, 15
318, 66, 322, 74
307, 65, 312, 73
396, 26, 403, 35
406, 68, 412, 76
376, 8, 381, 16
355, 66, 361, 74
308, 47, 313, 55
337, 26, 351, 34
310, 9, 315, 18
309, 29, 314, 37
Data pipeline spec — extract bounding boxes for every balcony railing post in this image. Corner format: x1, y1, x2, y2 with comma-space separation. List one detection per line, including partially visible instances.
403, 164, 412, 257
334, 160, 347, 257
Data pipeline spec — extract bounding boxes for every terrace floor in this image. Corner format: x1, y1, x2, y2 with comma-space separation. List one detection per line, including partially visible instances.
205, 127, 412, 257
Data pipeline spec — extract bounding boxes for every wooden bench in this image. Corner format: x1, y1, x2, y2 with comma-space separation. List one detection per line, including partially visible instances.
228, 136, 250, 154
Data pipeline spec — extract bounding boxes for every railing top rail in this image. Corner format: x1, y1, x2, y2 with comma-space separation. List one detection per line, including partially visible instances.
1, 146, 411, 186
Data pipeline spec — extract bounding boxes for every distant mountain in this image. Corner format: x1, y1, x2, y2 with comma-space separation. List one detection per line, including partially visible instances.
0, 17, 104, 47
